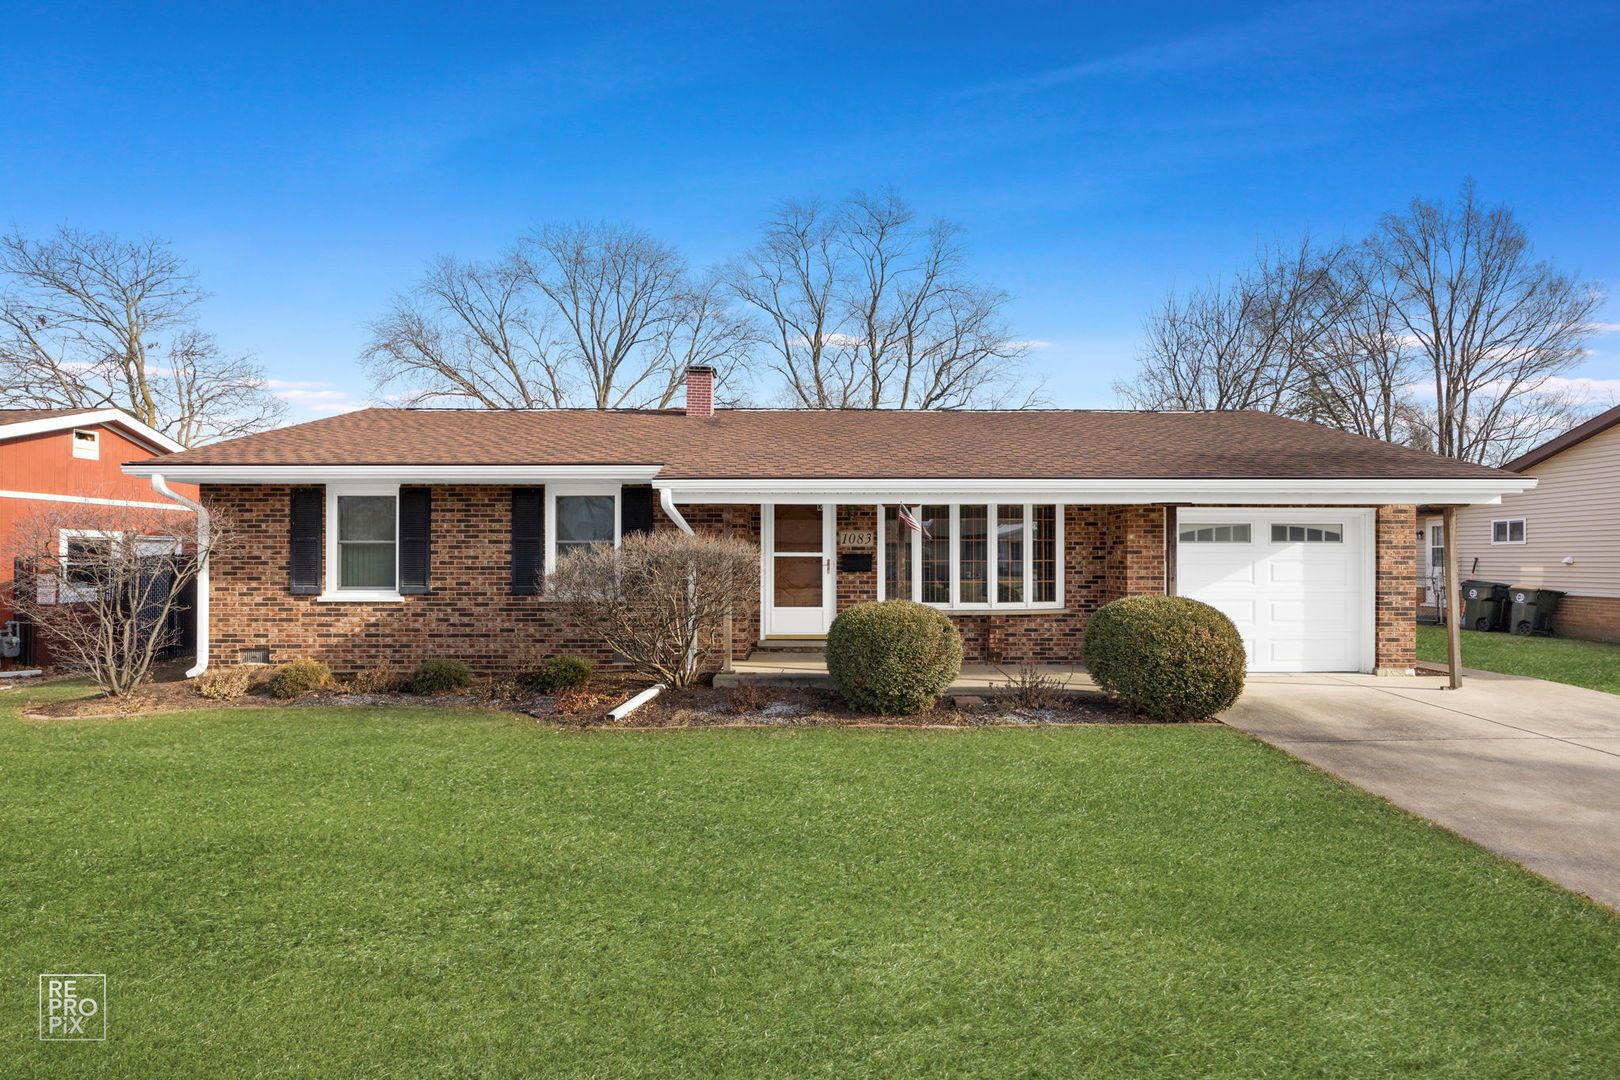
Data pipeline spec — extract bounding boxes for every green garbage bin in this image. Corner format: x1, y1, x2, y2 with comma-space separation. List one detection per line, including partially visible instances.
1508, 587, 1565, 636
1460, 580, 1511, 632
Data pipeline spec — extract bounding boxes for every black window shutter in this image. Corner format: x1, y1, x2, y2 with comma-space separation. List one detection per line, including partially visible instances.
398, 487, 431, 594
511, 488, 543, 595
621, 486, 654, 536
289, 488, 323, 595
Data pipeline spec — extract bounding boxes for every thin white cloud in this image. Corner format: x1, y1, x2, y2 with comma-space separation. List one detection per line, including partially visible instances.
1005, 0, 1522, 88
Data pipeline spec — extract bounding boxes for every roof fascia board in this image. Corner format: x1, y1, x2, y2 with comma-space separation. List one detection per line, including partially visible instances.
2, 408, 186, 454
1500, 402, 1620, 473
121, 463, 666, 484
656, 477, 1536, 506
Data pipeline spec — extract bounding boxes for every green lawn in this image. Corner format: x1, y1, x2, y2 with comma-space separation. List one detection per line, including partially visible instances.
4, 684, 1618, 1078
1418, 624, 1620, 695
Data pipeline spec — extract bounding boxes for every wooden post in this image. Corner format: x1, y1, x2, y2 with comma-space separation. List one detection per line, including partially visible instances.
1443, 505, 1463, 689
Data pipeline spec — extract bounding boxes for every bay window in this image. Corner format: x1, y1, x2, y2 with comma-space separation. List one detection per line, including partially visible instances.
881, 503, 1063, 610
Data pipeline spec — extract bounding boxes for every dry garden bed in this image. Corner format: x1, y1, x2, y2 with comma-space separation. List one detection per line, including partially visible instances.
21, 661, 1141, 726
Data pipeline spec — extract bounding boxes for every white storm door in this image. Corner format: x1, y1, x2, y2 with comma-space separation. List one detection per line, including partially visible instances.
764, 504, 833, 636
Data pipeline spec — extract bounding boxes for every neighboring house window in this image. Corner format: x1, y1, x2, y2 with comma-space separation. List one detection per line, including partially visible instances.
546, 487, 620, 572
71, 428, 99, 459
1270, 523, 1344, 543
881, 503, 1062, 610
1178, 523, 1251, 543
1492, 519, 1527, 545
323, 485, 400, 600
51, 530, 177, 603
58, 530, 115, 601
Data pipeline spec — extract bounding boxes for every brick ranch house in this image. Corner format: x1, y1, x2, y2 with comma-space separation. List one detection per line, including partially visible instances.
123, 367, 1532, 679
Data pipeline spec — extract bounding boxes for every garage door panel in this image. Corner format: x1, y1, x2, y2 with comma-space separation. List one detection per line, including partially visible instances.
1177, 510, 1371, 673
1267, 559, 1349, 586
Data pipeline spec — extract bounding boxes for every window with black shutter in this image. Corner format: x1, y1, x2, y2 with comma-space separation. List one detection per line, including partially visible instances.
511, 488, 544, 595
620, 486, 654, 536
398, 488, 431, 594
289, 488, 323, 594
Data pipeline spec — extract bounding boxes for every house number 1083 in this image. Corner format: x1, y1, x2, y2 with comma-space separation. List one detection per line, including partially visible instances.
837, 530, 875, 547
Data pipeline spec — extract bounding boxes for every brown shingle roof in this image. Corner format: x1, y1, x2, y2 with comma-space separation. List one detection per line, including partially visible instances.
142, 408, 1510, 481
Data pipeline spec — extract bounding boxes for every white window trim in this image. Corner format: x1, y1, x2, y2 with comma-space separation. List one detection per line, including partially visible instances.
319, 483, 402, 602
545, 484, 621, 578
1491, 518, 1527, 545
55, 529, 120, 603
876, 502, 1065, 612
71, 428, 100, 459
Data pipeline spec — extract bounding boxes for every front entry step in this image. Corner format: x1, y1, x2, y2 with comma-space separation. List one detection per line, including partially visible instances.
752, 638, 827, 654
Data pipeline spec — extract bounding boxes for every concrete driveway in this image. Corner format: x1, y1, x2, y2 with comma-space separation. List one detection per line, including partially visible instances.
1222, 670, 1620, 909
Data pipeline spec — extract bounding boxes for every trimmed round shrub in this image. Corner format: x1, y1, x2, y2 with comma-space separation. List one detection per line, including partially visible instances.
825, 600, 963, 715
410, 658, 473, 695
1082, 596, 1246, 721
267, 659, 333, 699
534, 654, 594, 694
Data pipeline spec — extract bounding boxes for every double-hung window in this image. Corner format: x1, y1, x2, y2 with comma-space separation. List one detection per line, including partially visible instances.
324, 485, 400, 601
547, 487, 620, 572
881, 503, 1061, 610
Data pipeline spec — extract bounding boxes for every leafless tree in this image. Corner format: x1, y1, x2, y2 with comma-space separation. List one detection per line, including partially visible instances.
362, 255, 569, 408
1288, 256, 1425, 444
546, 531, 760, 687
1367, 180, 1604, 464
0, 227, 286, 444
1118, 185, 1606, 465
731, 191, 1040, 409
6, 500, 233, 696
364, 223, 755, 410
1116, 236, 1355, 413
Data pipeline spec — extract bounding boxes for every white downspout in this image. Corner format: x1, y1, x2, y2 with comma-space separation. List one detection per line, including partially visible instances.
658, 487, 694, 534
150, 474, 209, 678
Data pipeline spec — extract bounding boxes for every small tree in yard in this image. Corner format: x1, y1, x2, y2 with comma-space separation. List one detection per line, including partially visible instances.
546, 531, 760, 688
6, 501, 231, 695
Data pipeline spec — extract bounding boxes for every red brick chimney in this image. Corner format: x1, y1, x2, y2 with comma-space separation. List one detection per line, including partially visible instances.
684, 365, 716, 417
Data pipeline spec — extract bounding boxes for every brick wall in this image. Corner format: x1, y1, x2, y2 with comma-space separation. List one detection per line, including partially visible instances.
1374, 504, 1418, 672
204, 487, 1415, 674
205, 484, 760, 674
1552, 594, 1620, 644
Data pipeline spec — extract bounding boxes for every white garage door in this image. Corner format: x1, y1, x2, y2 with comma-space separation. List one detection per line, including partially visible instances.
1175, 509, 1374, 673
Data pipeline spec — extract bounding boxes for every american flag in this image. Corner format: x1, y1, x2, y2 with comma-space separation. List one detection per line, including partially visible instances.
897, 504, 931, 539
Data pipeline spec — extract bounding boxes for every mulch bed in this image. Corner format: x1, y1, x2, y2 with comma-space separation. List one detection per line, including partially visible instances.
18, 669, 1156, 726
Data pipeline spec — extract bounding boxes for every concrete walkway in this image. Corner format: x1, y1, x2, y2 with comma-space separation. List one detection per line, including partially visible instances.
1223, 671, 1620, 909
715, 655, 1095, 693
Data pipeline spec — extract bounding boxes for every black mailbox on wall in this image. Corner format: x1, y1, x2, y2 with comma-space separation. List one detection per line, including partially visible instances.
839, 553, 874, 573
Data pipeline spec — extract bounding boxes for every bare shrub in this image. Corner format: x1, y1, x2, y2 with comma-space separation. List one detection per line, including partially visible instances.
6, 498, 233, 696
194, 664, 260, 700
547, 531, 760, 688
998, 665, 1070, 711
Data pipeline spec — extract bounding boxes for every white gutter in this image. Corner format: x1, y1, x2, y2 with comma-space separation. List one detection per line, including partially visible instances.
149, 474, 209, 678
656, 476, 1537, 507
659, 487, 694, 534
122, 463, 666, 484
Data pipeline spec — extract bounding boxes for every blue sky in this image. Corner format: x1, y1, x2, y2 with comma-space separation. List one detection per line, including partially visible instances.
4, 0, 1618, 419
